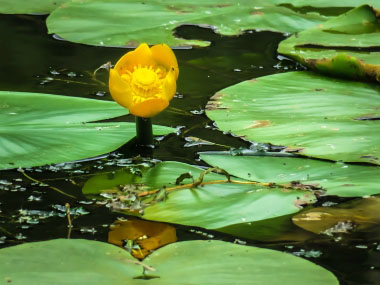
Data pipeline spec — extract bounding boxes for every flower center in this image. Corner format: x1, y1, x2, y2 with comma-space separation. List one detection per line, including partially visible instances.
132, 67, 158, 88
121, 65, 166, 104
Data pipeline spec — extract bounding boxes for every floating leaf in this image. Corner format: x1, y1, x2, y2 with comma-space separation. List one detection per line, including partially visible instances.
278, 5, 380, 82
200, 152, 380, 197
0, 239, 141, 284
0, 91, 174, 169
140, 161, 315, 229
293, 197, 380, 235
143, 240, 338, 285
0, 0, 67, 14
205, 71, 380, 164
46, 0, 328, 47
108, 219, 177, 258
82, 167, 144, 196
0, 239, 338, 284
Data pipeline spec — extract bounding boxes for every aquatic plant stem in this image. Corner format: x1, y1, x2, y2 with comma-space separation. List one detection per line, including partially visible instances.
136, 116, 154, 146
65, 203, 73, 239
20, 170, 76, 198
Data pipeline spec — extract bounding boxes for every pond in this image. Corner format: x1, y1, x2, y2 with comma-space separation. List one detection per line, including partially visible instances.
1, 7, 380, 285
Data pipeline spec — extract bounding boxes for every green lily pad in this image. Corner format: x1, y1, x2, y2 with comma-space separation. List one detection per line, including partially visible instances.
82, 168, 141, 196
82, 165, 148, 196
0, 239, 140, 284
200, 152, 380, 197
144, 240, 338, 285
205, 71, 380, 164
0, 91, 173, 170
0, 0, 67, 14
46, 0, 328, 47
0, 239, 338, 284
278, 5, 380, 82
141, 161, 315, 229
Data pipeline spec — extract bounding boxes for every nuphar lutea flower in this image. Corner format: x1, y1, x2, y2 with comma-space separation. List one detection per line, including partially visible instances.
109, 43, 179, 118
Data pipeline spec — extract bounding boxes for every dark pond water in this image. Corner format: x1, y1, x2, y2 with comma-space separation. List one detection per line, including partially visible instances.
1, 14, 380, 285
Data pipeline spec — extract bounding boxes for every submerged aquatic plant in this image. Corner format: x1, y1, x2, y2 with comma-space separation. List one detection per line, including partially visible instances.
109, 43, 179, 118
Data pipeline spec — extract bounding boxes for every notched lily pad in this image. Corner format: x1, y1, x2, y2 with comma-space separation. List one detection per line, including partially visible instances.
46, 0, 328, 47
0, 91, 174, 169
205, 71, 380, 164
218, 214, 316, 242
0, 239, 339, 284
278, 5, 380, 82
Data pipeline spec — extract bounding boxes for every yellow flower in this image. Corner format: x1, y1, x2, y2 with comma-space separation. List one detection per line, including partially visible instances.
109, 43, 179, 118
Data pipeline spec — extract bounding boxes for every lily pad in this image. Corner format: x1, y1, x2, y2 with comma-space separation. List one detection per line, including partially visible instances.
205, 71, 380, 164
0, 0, 67, 14
0, 239, 339, 284
0, 91, 173, 170
141, 161, 315, 229
0, 239, 140, 284
200, 152, 380, 197
46, 0, 328, 47
82, 167, 144, 196
278, 5, 380, 82
144, 240, 338, 285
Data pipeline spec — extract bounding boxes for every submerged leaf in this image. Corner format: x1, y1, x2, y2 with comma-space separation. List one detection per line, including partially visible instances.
272, 0, 380, 8
293, 197, 380, 235
218, 214, 316, 242
108, 219, 177, 259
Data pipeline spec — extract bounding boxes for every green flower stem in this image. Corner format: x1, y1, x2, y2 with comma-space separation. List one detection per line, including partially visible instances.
135, 116, 154, 146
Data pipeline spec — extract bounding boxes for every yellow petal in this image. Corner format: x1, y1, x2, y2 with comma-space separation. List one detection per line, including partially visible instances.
129, 98, 169, 118
109, 68, 133, 109
109, 43, 179, 117
151, 44, 179, 79
114, 43, 155, 75
162, 68, 177, 101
